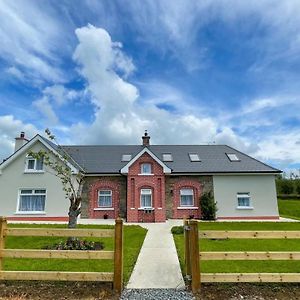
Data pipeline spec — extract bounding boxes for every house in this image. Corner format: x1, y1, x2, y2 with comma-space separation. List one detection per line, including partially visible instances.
0, 131, 281, 222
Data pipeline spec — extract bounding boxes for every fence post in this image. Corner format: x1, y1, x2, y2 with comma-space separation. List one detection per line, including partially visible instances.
113, 218, 123, 294
189, 219, 200, 294
0, 217, 7, 271
184, 219, 191, 288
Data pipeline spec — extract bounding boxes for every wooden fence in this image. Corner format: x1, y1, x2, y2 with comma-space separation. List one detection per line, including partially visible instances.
0, 216, 123, 294
184, 219, 300, 294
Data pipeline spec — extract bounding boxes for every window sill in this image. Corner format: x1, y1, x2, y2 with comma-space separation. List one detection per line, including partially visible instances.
138, 207, 154, 210
94, 208, 114, 211
24, 170, 45, 174
15, 211, 46, 215
138, 173, 154, 176
177, 207, 198, 210
236, 206, 254, 210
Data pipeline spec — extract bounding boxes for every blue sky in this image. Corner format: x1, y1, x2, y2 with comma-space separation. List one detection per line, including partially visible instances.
0, 0, 300, 174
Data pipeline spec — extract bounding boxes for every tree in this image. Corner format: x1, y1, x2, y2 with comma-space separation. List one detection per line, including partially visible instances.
201, 192, 217, 220
276, 178, 294, 195
29, 129, 85, 228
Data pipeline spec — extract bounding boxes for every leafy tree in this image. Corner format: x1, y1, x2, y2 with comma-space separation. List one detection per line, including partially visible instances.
29, 129, 85, 228
295, 179, 300, 195
276, 178, 294, 195
201, 192, 217, 220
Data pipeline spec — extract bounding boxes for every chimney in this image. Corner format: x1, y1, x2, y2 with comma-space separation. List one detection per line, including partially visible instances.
142, 130, 150, 147
15, 131, 29, 152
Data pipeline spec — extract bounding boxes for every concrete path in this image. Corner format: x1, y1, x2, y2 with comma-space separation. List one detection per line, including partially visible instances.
126, 220, 185, 289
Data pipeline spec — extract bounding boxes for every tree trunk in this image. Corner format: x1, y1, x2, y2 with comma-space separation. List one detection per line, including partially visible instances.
68, 207, 80, 228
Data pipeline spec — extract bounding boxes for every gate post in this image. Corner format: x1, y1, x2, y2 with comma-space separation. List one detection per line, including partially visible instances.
184, 219, 191, 288
0, 217, 7, 271
113, 218, 123, 294
189, 219, 201, 293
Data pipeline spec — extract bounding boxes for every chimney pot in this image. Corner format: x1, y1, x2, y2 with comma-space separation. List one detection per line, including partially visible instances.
14, 131, 28, 152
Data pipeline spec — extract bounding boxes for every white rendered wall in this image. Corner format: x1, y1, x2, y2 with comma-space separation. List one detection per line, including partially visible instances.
0, 141, 69, 218
213, 175, 279, 218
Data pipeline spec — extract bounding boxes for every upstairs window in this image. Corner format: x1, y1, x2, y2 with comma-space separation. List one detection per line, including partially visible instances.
237, 193, 251, 207
141, 163, 152, 174
180, 188, 194, 206
189, 153, 200, 162
227, 153, 240, 161
18, 189, 46, 212
122, 154, 132, 162
25, 156, 44, 172
162, 153, 173, 162
140, 189, 152, 208
98, 190, 112, 207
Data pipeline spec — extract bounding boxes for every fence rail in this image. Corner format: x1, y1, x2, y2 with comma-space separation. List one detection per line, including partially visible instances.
0, 216, 123, 294
183, 219, 300, 294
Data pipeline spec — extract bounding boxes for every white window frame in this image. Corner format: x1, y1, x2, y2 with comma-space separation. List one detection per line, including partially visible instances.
236, 192, 253, 209
189, 153, 200, 162
180, 188, 194, 207
162, 153, 173, 162
140, 163, 152, 175
98, 190, 113, 208
227, 153, 240, 161
122, 154, 132, 162
140, 189, 152, 208
16, 189, 46, 214
24, 156, 44, 173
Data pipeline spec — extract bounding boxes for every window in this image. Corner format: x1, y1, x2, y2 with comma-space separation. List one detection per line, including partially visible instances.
141, 163, 152, 174
18, 189, 46, 212
162, 153, 173, 162
122, 154, 132, 161
140, 189, 152, 208
189, 153, 200, 162
227, 153, 240, 161
25, 156, 44, 172
180, 188, 194, 206
98, 190, 112, 207
237, 193, 251, 207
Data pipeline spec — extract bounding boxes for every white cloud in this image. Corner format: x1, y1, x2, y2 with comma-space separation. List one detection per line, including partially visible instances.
70, 24, 250, 150
0, 0, 69, 84
33, 97, 59, 125
0, 115, 38, 160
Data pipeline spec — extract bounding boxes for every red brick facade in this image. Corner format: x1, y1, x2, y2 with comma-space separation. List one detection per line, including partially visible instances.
126, 153, 166, 222
89, 179, 121, 219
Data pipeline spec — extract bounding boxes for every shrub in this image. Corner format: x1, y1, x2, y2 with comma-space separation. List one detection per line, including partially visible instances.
201, 192, 217, 220
43, 237, 104, 250
171, 226, 184, 235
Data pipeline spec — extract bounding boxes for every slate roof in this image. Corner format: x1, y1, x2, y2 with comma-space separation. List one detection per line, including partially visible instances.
57, 144, 281, 174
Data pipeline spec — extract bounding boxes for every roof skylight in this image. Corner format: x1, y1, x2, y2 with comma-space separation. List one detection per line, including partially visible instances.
189, 153, 200, 162
162, 153, 173, 162
122, 154, 132, 162
227, 153, 240, 161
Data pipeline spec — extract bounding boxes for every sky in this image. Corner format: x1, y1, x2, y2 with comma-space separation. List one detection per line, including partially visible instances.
0, 0, 299, 174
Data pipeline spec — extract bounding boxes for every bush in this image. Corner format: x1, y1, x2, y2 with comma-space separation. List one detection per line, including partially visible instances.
276, 179, 294, 195
171, 226, 184, 235
43, 237, 104, 250
201, 192, 217, 220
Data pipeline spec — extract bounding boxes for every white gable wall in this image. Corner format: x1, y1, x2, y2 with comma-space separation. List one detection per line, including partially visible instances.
213, 174, 279, 219
0, 141, 69, 218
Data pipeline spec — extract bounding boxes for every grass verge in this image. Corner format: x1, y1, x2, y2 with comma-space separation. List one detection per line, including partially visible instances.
173, 222, 300, 274
4, 223, 147, 283
278, 199, 300, 220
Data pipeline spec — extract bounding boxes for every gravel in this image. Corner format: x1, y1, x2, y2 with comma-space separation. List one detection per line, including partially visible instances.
120, 288, 195, 300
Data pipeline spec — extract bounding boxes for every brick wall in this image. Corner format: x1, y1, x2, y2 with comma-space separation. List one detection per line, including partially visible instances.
126, 153, 166, 222
165, 175, 213, 219
81, 176, 126, 219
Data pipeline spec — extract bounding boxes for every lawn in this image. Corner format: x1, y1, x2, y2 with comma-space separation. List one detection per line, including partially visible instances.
278, 198, 300, 220
173, 222, 300, 274
4, 223, 147, 283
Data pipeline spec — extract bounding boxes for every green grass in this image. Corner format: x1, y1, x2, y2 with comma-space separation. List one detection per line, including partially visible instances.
173, 222, 300, 274
4, 224, 147, 283
278, 199, 300, 220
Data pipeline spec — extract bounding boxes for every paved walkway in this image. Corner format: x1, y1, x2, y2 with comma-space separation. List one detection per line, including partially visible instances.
126, 220, 185, 289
